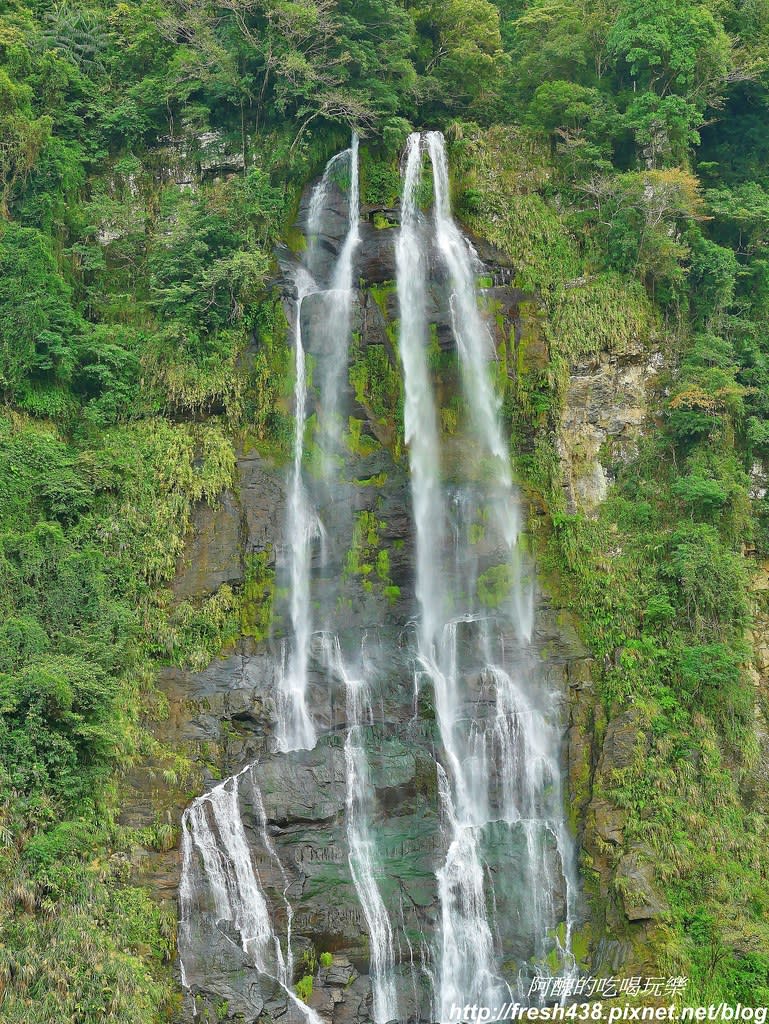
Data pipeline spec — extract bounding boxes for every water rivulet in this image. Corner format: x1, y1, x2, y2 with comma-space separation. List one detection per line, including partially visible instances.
178, 132, 580, 1024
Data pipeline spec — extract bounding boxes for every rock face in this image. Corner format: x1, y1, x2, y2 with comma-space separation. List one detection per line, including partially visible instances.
125, 176, 640, 1024
558, 347, 663, 513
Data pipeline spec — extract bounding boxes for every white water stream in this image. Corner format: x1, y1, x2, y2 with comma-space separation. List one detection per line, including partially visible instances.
395, 131, 577, 1018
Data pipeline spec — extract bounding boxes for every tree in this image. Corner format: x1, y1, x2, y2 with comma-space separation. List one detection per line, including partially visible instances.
0, 68, 51, 215
607, 0, 730, 108
0, 224, 82, 400
416, 0, 509, 117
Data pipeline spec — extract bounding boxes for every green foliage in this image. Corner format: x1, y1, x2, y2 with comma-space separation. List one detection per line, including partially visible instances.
344, 510, 396, 599
361, 155, 402, 207
349, 341, 402, 446
415, 0, 510, 119
295, 973, 313, 1001
1, 0, 768, 1009
477, 563, 514, 608
240, 551, 275, 643
0, 224, 83, 402
547, 273, 655, 361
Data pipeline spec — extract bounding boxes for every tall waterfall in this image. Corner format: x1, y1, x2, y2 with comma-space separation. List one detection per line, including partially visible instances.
277, 267, 319, 753
178, 130, 579, 1024
277, 136, 360, 753
395, 131, 577, 1017
395, 132, 444, 649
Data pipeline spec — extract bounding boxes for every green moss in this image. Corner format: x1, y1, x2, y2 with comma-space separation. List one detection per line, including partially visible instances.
284, 223, 307, 253
355, 471, 388, 487
477, 564, 514, 608
373, 212, 394, 229
376, 548, 390, 581
469, 522, 485, 544
345, 510, 397, 603
440, 406, 459, 435
346, 417, 381, 456
349, 344, 401, 422
244, 294, 294, 461
240, 550, 275, 643
295, 974, 313, 1001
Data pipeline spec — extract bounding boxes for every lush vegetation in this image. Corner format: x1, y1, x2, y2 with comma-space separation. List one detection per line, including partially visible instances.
1, 0, 768, 1016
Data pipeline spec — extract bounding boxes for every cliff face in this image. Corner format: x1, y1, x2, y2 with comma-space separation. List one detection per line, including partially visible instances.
119, 171, 617, 1021
115, 147, 695, 1021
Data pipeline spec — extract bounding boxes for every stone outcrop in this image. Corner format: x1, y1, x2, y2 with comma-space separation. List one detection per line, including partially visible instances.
559, 348, 664, 512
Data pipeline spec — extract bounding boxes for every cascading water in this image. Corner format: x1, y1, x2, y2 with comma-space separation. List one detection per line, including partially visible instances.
178, 768, 323, 1024
395, 132, 445, 650
395, 131, 578, 1017
178, 129, 580, 1024
277, 267, 320, 753
277, 136, 360, 752
321, 133, 360, 455
320, 634, 399, 1023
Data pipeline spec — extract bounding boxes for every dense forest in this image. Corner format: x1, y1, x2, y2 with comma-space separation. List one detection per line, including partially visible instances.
1, 0, 769, 1019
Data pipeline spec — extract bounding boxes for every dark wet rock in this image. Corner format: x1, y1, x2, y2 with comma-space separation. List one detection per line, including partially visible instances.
238, 450, 287, 557
174, 489, 243, 598
600, 709, 649, 772
593, 800, 627, 846
357, 222, 397, 284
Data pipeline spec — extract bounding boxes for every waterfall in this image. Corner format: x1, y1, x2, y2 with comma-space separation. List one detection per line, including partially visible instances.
277, 268, 320, 753
395, 131, 578, 1018
322, 635, 399, 1023
306, 148, 350, 277
322, 133, 360, 456
180, 130, 579, 1022
395, 132, 445, 650
277, 136, 360, 752
395, 134, 506, 1015
178, 769, 323, 1024
424, 133, 513, 487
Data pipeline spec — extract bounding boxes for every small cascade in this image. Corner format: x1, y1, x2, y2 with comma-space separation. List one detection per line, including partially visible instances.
435, 764, 506, 1016
322, 635, 399, 1023
178, 770, 322, 1024
306, 148, 350, 277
